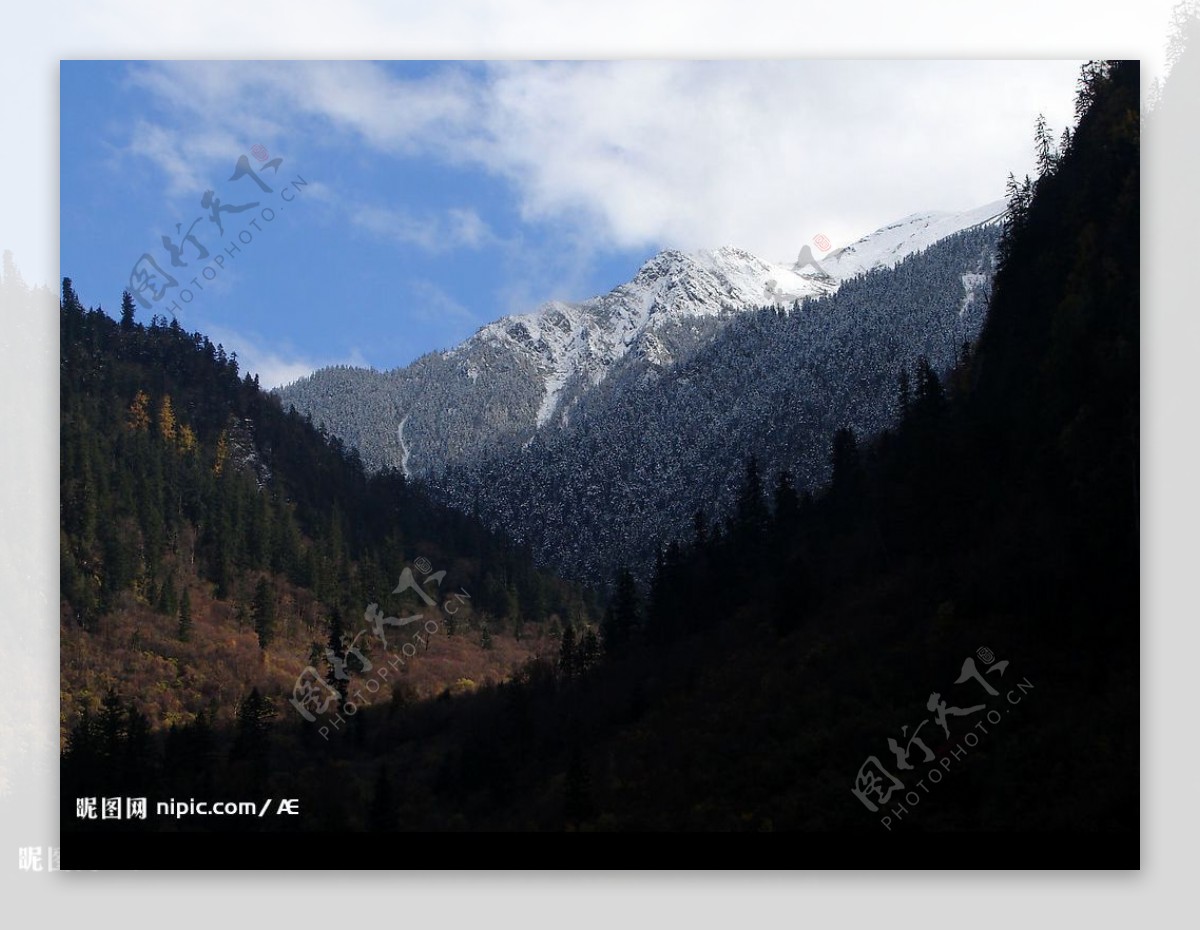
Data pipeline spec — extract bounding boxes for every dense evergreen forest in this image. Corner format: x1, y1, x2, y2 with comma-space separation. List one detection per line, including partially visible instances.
62, 60, 1137, 842
439, 223, 999, 586
59, 295, 595, 779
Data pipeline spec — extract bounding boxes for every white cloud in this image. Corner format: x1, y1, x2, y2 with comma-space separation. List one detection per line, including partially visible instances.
202, 323, 368, 389
125, 122, 209, 197
471, 60, 1085, 257
351, 204, 494, 253
404, 279, 477, 324
120, 60, 1085, 262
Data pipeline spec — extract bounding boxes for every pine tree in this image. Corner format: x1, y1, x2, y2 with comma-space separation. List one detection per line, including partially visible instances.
98, 688, 126, 762
774, 470, 800, 535
603, 567, 640, 651
1074, 60, 1110, 120
735, 454, 769, 542
368, 764, 397, 831
646, 547, 672, 647
324, 607, 343, 696
123, 702, 152, 793
64, 707, 99, 776
252, 577, 275, 650
563, 745, 596, 829
178, 587, 192, 641
157, 574, 177, 615
232, 687, 276, 764
914, 355, 946, 420
1035, 113, 1058, 177
559, 624, 577, 680
120, 290, 136, 330
1059, 126, 1073, 159
579, 628, 601, 672
830, 426, 861, 491
693, 508, 709, 550
61, 277, 83, 314
1001, 172, 1035, 264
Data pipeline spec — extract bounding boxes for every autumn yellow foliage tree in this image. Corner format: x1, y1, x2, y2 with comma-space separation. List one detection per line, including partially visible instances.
177, 423, 198, 455
126, 390, 151, 432
213, 430, 229, 476
158, 395, 177, 444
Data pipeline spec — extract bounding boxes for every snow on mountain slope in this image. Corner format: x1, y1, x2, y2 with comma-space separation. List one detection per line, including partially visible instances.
397, 415, 412, 478
447, 204, 1003, 428
442, 220, 1002, 586
448, 246, 836, 426
278, 201, 1004, 475
809, 200, 1006, 281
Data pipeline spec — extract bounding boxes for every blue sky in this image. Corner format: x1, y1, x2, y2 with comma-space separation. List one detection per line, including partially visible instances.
60, 60, 1081, 387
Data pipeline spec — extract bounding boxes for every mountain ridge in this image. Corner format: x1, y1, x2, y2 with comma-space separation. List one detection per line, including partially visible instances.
434, 222, 1002, 584
278, 201, 1004, 479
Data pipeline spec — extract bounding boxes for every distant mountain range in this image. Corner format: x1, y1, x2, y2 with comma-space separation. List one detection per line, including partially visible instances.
278, 203, 1004, 582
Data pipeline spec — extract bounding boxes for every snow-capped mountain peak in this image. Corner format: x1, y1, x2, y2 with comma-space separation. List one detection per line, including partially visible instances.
451, 244, 835, 426
278, 201, 1002, 492
809, 200, 1006, 281
442, 203, 1002, 428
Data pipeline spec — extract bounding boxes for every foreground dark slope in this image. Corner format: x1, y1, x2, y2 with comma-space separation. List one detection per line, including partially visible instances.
570, 59, 1140, 831
355, 59, 1137, 833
